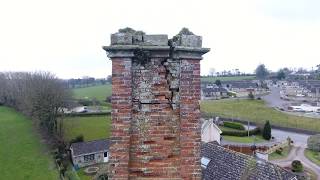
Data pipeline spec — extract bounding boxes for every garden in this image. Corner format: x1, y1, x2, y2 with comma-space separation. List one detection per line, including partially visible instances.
219, 120, 272, 144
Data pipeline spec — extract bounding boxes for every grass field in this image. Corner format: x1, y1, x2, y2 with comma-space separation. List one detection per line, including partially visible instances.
72, 84, 112, 102
201, 75, 256, 83
201, 99, 320, 132
305, 149, 320, 166
62, 115, 111, 141
0, 106, 58, 180
269, 146, 291, 160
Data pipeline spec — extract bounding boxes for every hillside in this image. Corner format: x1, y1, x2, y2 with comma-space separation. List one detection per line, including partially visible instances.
201, 99, 320, 132
0, 106, 58, 180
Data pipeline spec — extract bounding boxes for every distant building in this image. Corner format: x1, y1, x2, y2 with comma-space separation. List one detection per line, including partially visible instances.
70, 139, 111, 168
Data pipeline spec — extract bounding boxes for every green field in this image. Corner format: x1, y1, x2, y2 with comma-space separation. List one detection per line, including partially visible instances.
0, 106, 58, 180
62, 115, 111, 141
72, 84, 112, 102
201, 99, 320, 132
305, 149, 320, 166
201, 75, 256, 83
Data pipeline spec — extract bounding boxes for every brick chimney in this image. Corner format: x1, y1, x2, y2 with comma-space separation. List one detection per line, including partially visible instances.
103, 29, 210, 179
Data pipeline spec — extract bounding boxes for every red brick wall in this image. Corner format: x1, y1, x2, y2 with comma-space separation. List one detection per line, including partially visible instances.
109, 58, 132, 179
180, 60, 202, 179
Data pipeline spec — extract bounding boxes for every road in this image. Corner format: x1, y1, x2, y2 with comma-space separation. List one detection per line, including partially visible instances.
262, 86, 289, 108
271, 145, 320, 180
246, 125, 310, 147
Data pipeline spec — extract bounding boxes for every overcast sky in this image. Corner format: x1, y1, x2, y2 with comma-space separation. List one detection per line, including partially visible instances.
0, 0, 320, 79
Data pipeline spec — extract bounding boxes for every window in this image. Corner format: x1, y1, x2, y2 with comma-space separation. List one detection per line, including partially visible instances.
84, 154, 95, 162
104, 152, 108, 157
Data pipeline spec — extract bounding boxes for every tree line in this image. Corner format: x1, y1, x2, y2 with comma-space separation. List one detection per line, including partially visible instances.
0, 72, 72, 137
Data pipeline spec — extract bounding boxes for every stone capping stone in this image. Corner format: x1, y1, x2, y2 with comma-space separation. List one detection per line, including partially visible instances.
143, 35, 168, 46
103, 45, 171, 58
111, 33, 133, 45
179, 35, 202, 47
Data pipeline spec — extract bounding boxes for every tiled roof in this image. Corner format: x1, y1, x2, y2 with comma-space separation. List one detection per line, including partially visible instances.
201, 142, 297, 180
71, 139, 111, 156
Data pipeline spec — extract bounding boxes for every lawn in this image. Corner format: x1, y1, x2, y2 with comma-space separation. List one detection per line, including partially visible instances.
72, 84, 112, 102
269, 146, 291, 160
200, 99, 320, 132
305, 149, 320, 166
62, 115, 111, 141
0, 106, 58, 180
222, 135, 266, 143
201, 75, 256, 83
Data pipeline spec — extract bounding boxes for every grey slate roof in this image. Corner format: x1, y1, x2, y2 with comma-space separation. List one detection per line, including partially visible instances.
202, 87, 228, 93
201, 142, 297, 180
71, 139, 111, 156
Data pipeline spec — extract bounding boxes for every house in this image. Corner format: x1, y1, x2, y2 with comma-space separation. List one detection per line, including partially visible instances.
202, 87, 229, 99
70, 139, 111, 168
201, 119, 222, 144
201, 142, 297, 180
70, 140, 297, 180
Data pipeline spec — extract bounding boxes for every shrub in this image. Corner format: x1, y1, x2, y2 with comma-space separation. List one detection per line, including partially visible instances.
70, 134, 84, 144
105, 96, 111, 103
262, 120, 272, 140
291, 160, 304, 172
276, 148, 283, 155
248, 92, 255, 100
78, 99, 93, 106
223, 121, 245, 130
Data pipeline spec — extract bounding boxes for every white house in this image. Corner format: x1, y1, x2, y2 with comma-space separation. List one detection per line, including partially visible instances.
201, 119, 222, 144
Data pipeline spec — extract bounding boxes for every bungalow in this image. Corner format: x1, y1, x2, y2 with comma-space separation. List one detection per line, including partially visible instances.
70, 139, 111, 168
201, 142, 297, 180
70, 140, 297, 179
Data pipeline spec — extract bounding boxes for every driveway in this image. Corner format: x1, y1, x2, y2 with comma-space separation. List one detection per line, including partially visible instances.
271, 145, 320, 180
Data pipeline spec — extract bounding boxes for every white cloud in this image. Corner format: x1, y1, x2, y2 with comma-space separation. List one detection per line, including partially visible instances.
0, 0, 319, 78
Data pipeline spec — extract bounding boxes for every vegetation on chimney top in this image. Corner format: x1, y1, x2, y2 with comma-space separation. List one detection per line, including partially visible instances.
118, 27, 145, 35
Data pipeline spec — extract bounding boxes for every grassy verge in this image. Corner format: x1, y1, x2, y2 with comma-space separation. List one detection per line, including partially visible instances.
222, 135, 266, 143
0, 106, 58, 180
62, 115, 111, 141
201, 75, 256, 83
201, 99, 320, 132
72, 84, 112, 102
305, 149, 320, 166
269, 146, 291, 160
77, 168, 91, 180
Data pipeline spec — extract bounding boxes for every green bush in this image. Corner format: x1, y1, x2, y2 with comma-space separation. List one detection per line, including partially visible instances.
70, 134, 84, 144
223, 121, 245, 130
262, 120, 272, 140
78, 99, 93, 106
276, 148, 283, 155
291, 160, 304, 172
248, 92, 255, 100
221, 127, 260, 137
